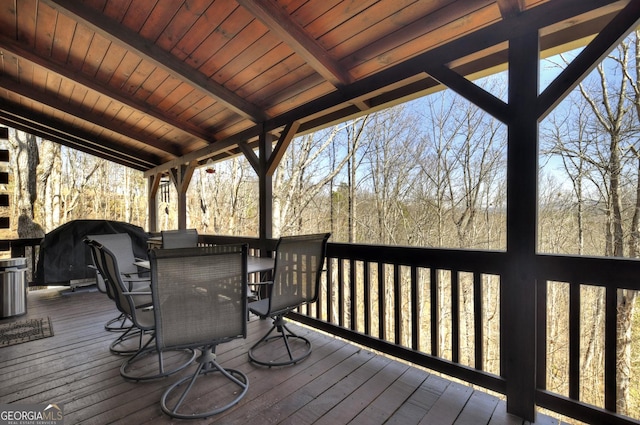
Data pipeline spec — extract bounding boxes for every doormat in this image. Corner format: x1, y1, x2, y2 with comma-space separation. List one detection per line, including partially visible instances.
0, 317, 54, 347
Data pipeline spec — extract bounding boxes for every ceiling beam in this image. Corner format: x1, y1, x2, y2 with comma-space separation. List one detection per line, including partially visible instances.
266, 0, 625, 133
143, 126, 260, 178
537, 0, 640, 120
43, 0, 267, 122
267, 121, 300, 176
497, 0, 525, 18
0, 35, 216, 146
137, 0, 626, 177
236, 0, 352, 87
0, 101, 156, 170
425, 64, 509, 123
0, 75, 183, 158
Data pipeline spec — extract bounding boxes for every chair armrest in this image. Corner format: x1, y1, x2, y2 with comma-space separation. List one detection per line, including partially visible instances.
122, 291, 152, 296
249, 281, 273, 286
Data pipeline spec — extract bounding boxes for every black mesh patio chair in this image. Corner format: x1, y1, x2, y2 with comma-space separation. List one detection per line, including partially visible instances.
88, 239, 196, 381
85, 233, 149, 333
248, 233, 330, 367
150, 244, 249, 419
85, 236, 152, 355
161, 228, 198, 248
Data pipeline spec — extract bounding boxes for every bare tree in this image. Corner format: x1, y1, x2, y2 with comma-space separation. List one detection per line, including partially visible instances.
577, 33, 639, 414
7, 129, 44, 238
273, 122, 361, 236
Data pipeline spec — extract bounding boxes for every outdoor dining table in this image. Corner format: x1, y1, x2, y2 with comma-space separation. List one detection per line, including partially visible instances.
134, 255, 275, 275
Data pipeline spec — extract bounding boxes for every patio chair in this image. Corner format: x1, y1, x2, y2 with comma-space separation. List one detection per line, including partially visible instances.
85, 236, 152, 355
87, 239, 196, 381
150, 244, 249, 419
86, 233, 149, 333
248, 233, 330, 366
161, 228, 198, 248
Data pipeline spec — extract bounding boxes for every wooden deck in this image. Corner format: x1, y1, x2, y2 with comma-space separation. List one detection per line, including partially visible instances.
0, 287, 565, 424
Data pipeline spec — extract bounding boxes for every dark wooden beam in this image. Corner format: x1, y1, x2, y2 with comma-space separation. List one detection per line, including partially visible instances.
0, 75, 183, 158
504, 29, 539, 422
497, 0, 525, 18
258, 128, 273, 247
237, 0, 352, 87
267, 121, 300, 176
168, 161, 197, 230
0, 34, 216, 146
237, 141, 259, 173
537, 1, 640, 120
267, 0, 625, 134
0, 102, 156, 170
425, 64, 510, 123
43, 0, 267, 122
147, 173, 161, 232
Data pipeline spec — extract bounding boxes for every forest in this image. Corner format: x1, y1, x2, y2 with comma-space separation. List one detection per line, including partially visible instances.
3, 32, 640, 423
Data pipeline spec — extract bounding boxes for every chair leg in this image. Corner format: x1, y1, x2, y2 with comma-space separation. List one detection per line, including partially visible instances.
104, 313, 133, 332
161, 345, 248, 419
120, 334, 196, 381
109, 325, 151, 356
248, 316, 312, 367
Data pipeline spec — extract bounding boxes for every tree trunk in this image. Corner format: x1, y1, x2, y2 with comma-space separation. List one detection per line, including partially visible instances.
8, 129, 44, 238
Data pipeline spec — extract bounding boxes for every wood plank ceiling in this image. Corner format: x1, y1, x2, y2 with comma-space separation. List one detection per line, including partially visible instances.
0, 0, 633, 173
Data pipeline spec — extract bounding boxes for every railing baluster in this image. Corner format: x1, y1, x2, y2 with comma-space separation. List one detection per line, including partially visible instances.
411, 265, 419, 351
350, 259, 357, 331
338, 258, 344, 328
364, 261, 371, 336
394, 264, 401, 345
378, 261, 386, 340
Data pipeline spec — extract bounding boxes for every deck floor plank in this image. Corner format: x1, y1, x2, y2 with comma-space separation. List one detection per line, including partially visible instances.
0, 287, 565, 424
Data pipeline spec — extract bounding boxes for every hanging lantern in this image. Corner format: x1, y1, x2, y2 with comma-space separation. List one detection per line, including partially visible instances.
205, 158, 215, 174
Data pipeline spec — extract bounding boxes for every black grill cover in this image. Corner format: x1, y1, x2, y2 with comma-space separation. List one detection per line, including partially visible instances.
34, 219, 150, 285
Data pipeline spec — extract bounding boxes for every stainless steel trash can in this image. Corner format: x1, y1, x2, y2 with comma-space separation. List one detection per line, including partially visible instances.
0, 258, 28, 318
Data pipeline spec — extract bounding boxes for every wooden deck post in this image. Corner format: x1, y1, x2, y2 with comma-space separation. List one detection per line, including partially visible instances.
258, 126, 273, 250
503, 30, 539, 422
147, 173, 160, 233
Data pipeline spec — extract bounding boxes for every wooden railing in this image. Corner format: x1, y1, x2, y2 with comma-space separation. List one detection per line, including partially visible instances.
202, 235, 640, 425
0, 237, 43, 284
11, 234, 640, 424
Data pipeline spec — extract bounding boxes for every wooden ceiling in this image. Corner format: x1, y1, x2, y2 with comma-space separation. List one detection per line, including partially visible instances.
0, 0, 635, 173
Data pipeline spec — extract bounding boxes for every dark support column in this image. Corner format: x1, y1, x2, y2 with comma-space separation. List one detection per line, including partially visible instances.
147, 174, 160, 233
258, 127, 273, 251
504, 30, 539, 422
169, 162, 195, 230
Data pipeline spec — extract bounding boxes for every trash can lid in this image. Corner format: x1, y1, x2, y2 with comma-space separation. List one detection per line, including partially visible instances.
0, 257, 27, 268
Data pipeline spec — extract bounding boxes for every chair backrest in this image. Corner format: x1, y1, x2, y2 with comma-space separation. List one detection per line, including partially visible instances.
267, 233, 330, 315
85, 238, 111, 296
150, 245, 248, 350
161, 229, 198, 249
87, 239, 137, 317
87, 233, 142, 275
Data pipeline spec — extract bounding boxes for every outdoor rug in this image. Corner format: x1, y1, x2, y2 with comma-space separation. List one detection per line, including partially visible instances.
0, 317, 54, 347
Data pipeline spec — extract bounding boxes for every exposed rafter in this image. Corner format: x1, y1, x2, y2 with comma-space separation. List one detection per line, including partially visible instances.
497, 0, 525, 18
0, 35, 215, 148
0, 103, 156, 170
236, 0, 353, 87
537, 0, 640, 120
43, 0, 267, 122
0, 74, 183, 157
